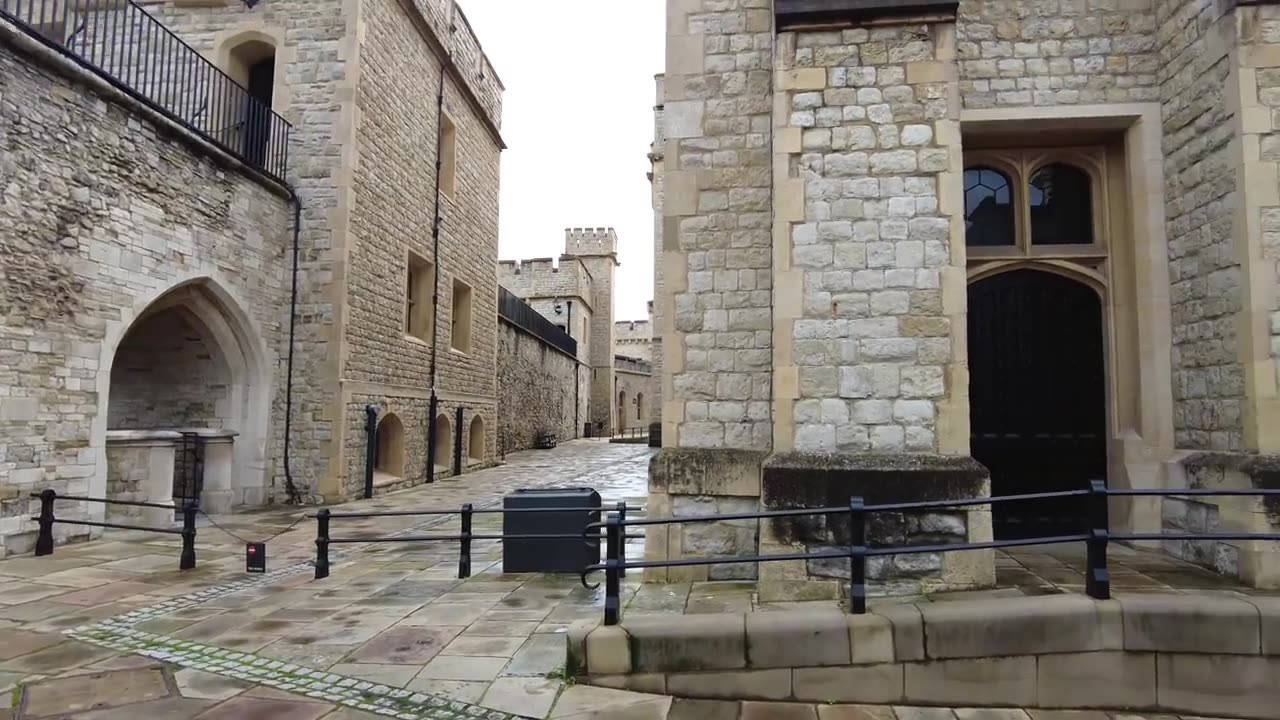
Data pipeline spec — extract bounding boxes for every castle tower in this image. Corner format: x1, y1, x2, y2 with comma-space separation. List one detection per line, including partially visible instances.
564, 227, 619, 433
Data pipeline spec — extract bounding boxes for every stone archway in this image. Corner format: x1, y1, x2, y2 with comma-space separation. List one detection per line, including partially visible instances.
103, 279, 269, 512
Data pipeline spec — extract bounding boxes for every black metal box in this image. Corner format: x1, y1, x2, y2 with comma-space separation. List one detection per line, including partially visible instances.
502, 488, 601, 573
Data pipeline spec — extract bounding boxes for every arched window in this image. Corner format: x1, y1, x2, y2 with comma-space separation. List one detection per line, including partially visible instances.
1029, 163, 1093, 245
374, 413, 405, 478
964, 166, 1015, 248
433, 413, 452, 469
468, 416, 484, 462
617, 390, 627, 432
636, 392, 644, 420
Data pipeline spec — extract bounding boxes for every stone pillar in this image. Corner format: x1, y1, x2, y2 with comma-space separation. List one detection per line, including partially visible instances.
647, 0, 777, 578
105, 430, 180, 528
196, 430, 238, 514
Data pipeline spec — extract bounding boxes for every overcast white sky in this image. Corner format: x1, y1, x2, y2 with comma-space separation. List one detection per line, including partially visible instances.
456, 0, 664, 322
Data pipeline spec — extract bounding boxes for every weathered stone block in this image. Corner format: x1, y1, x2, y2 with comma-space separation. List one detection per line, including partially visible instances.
903, 656, 1037, 706
627, 614, 746, 672
921, 595, 1102, 659
1119, 595, 1261, 654
746, 609, 851, 668
1036, 651, 1157, 709
792, 663, 904, 704
1157, 653, 1280, 719
1245, 597, 1280, 655
665, 668, 792, 701
585, 625, 632, 676
875, 602, 925, 662
650, 448, 766, 497
848, 613, 895, 665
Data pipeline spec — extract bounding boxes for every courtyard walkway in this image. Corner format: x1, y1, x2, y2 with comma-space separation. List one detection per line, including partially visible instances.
0, 439, 1269, 719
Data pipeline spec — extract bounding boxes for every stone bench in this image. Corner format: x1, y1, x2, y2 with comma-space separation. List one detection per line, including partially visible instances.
568, 594, 1280, 719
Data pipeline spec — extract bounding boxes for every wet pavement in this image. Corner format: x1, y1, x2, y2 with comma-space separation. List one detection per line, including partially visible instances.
0, 439, 1270, 718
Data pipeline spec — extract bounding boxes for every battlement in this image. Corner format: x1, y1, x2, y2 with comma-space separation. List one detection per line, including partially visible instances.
497, 257, 594, 307
564, 227, 619, 258
614, 319, 652, 342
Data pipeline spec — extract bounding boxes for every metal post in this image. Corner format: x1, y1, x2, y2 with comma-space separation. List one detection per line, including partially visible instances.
615, 501, 627, 578
427, 394, 438, 484
604, 513, 622, 626
35, 489, 56, 557
848, 496, 867, 614
315, 509, 331, 580
1086, 479, 1111, 600
458, 503, 472, 579
363, 405, 377, 499
453, 406, 464, 475
179, 504, 197, 570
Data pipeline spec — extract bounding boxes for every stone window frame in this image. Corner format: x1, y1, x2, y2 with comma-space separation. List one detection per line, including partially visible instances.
450, 278, 473, 354
405, 249, 434, 344
962, 147, 1110, 263
433, 413, 452, 472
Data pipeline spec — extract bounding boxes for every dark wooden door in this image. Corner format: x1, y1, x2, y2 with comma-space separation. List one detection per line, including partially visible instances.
967, 269, 1107, 539
243, 58, 274, 167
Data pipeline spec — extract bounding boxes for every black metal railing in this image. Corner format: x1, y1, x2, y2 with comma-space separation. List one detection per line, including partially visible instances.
498, 287, 578, 358
582, 482, 1280, 626
0, 0, 291, 180
608, 426, 650, 441
311, 501, 642, 581
31, 489, 198, 569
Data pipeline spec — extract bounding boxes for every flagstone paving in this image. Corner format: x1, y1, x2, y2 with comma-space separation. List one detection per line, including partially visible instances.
0, 439, 1271, 718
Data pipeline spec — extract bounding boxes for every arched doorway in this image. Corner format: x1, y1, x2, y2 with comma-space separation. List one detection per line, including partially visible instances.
221, 39, 276, 167
106, 280, 268, 510
967, 269, 1107, 539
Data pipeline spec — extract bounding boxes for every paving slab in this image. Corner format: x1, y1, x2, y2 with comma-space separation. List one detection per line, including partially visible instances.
20, 667, 171, 717
416, 655, 508, 681
190, 695, 332, 720
480, 676, 562, 718
347, 625, 461, 665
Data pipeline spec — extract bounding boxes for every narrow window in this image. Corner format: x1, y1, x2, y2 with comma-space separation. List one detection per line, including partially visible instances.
406, 251, 434, 341
440, 113, 457, 198
451, 279, 473, 353
1029, 163, 1093, 245
636, 392, 644, 420
964, 166, 1015, 248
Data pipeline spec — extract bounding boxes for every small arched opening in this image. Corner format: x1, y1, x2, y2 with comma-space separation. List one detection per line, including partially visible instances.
636, 392, 644, 421
374, 413, 405, 480
468, 416, 484, 463
433, 413, 452, 472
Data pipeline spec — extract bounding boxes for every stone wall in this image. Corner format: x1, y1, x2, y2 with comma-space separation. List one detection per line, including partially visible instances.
496, 320, 583, 453
664, 2, 775, 451
776, 24, 962, 455
956, 0, 1158, 108
0, 26, 290, 554
107, 310, 231, 431
1157, 0, 1244, 451
651, 74, 666, 440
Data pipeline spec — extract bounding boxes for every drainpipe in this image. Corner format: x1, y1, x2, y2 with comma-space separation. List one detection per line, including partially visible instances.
425, 44, 450, 484
569, 300, 579, 438
281, 185, 303, 504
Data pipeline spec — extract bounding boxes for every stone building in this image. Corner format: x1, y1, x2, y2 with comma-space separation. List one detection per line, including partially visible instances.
0, 0, 503, 554
650, 0, 1280, 595
499, 228, 621, 434
649, 74, 667, 438
615, 315, 654, 362
614, 313, 656, 432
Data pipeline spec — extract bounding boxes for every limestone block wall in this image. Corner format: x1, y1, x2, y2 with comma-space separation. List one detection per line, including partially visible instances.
497, 258, 595, 308
568, 229, 619, 434
652, 74, 666, 436
773, 24, 967, 455
1157, 0, 1245, 451
615, 319, 652, 362
107, 310, 231, 431
0, 30, 290, 554
496, 321, 582, 453
663, 1, 775, 451
956, 0, 1158, 108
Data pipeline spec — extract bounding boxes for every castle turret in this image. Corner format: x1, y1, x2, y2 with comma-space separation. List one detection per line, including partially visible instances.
564, 228, 620, 432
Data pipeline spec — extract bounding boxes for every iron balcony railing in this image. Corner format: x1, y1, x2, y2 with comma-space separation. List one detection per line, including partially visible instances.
0, 0, 292, 181
498, 286, 578, 358
582, 482, 1280, 626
